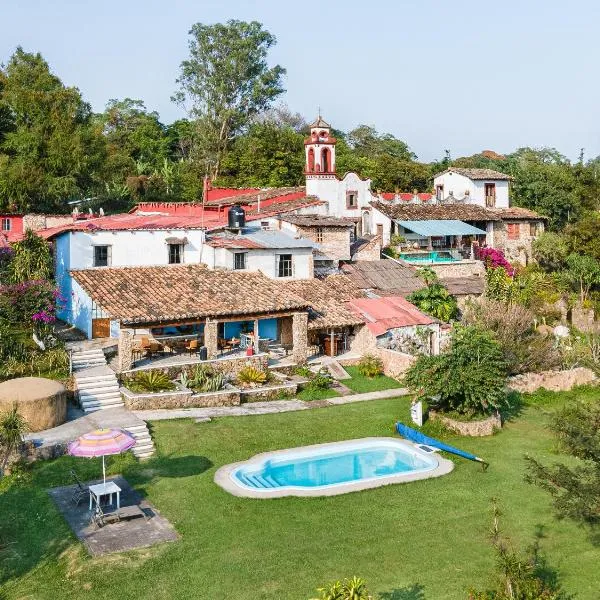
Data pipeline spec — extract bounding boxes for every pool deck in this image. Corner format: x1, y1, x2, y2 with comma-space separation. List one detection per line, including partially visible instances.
214, 437, 454, 498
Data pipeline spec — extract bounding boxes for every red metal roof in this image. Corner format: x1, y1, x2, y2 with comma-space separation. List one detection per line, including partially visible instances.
346, 296, 434, 336
206, 187, 259, 201
379, 193, 434, 202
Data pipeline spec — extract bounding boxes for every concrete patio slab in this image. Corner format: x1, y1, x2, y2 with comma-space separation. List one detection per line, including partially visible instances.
48, 475, 178, 556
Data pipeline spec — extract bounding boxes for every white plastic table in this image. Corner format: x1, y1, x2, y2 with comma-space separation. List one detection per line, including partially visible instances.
89, 481, 121, 511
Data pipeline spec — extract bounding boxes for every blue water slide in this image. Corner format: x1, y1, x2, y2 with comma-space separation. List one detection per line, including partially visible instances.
395, 422, 488, 468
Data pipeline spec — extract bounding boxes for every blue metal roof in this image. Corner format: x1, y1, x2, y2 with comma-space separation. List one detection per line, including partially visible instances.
397, 220, 487, 236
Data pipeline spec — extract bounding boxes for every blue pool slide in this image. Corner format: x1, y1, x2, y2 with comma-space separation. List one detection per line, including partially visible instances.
395, 422, 488, 469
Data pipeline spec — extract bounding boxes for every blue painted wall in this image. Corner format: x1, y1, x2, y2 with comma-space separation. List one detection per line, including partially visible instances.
223, 318, 278, 340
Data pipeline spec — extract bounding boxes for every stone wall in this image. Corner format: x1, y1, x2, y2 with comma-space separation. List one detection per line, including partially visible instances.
430, 260, 485, 279
204, 319, 219, 359
121, 353, 269, 381
117, 329, 134, 372
571, 304, 598, 333
373, 348, 415, 378
493, 221, 544, 265
292, 312, 308, 364
296, 225, 351, 261
352, 236, 382, 261
430, 410, 501, 437
507, 367, 597, 394
22, 214, 75, 231
240, 382, 298, 402
121, 385, 241, 410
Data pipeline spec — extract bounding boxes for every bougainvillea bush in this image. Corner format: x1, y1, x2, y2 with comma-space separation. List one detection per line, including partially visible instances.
477, 247, 515, 276
0, 280, 64, 325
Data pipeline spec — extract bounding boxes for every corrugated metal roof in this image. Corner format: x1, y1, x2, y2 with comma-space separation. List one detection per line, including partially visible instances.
398, 220, 487, 236
346, 296, 435, 336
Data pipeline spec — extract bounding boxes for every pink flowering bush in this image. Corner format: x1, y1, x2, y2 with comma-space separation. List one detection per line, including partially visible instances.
476, 247, 515, 277
0, 280, 64, 325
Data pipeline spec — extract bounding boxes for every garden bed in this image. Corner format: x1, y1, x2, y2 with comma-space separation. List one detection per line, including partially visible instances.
240, 381, 298, 403
429, 410, 502, 437
121, 384, 241, 410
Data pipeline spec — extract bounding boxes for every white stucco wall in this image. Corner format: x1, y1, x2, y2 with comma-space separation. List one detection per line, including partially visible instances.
434, 172, 509, 208
215, 247, 313, 279
370, 207, 392, 246
62, 229, 208, 269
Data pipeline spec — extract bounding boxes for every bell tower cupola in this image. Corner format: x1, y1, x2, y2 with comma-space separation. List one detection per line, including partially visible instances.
305, 115, 337, 176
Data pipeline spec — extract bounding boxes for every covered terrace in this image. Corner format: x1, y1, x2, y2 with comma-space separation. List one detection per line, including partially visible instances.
70, 265, 311, 371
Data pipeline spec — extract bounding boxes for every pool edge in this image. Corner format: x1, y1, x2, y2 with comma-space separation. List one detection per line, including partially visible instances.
213, 437, 455, 498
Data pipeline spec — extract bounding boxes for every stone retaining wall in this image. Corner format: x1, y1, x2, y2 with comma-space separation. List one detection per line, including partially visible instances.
430, 260, 485, 279
240, 382, 298, 402
430, 410, 501, 437
121, 354, 269, 381
121, 385, 241, 410
508, 367, 597, 394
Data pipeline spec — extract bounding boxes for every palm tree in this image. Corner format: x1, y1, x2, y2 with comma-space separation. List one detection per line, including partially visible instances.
0, 405, 28, 476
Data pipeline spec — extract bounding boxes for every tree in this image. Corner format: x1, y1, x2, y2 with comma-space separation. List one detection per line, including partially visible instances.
404, 325, 508, 417
407, 268, 458, 322
564, 212, 600, 262
311, 577, 372, 600
565, 253, 600, 303
0, 405, 28, 476
0, 48, 104, 212
525, 399, 600, 527
173, 20, 285, 180
6, 229, 52, 283
532, 232, 569, 271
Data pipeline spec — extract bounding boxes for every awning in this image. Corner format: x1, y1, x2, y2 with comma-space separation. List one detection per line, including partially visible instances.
397, 220, 487, 236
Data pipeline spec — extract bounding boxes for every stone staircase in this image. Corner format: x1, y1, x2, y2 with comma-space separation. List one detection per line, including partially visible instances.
70, 347, 156, 459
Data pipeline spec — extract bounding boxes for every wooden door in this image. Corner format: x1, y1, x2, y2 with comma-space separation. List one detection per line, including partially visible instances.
92, 318, 110, 338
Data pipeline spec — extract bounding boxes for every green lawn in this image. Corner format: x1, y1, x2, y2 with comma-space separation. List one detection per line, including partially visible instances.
296, 386, 340, 401
342, 365, 405, 393
1, 388, 600, 600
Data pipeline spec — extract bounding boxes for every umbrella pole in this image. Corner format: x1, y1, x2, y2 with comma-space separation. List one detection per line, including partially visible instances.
102, 455, 106, 485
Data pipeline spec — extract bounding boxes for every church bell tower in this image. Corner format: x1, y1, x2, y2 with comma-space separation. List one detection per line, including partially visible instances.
305, 115, 338, 198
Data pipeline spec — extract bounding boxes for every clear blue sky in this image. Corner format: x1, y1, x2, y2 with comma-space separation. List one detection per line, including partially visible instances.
2, 0, 599, 162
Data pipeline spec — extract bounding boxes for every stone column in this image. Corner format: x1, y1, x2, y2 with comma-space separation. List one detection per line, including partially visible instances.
292, 312, 308, 364
253, 319, 260, 353
117, 328, 134, 373
205, 319, 219, 359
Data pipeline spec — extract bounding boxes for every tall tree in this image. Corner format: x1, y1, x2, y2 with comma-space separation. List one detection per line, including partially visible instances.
173, 20, 285, 180
0, 48, 104, 212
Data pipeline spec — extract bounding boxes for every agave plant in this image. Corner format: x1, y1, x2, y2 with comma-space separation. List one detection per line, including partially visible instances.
189, 365, 225, 393
126, 371, 176, 393
312, 577, 372, 600
236, 365, 267, 386
177, 371, 190, 389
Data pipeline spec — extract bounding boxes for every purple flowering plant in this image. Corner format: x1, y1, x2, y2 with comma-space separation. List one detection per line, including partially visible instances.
476, 247, 515, 277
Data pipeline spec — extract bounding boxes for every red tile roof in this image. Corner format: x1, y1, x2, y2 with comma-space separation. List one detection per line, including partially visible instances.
205, 236, 265, 249
346, 296, 435, 336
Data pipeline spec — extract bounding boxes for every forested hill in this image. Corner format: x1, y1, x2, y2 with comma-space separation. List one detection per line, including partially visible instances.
0, 34, 599, 231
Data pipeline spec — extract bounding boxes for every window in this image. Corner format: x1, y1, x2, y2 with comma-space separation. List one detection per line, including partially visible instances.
484, 183, 496, 207
315, 227, 323, 243
435, 185, 444, 201
93, 245, 111, 267
507, 223, 520, 240
346, 190, 358, 208
277, 254, 293, 278
233, 252, 247, 270
1, 218, 10, 231
168, 243, 184, 264
529, 222, 539, 237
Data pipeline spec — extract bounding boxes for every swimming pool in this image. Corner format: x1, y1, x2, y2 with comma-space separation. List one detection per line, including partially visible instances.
214, 438, 454, 498
400, 251, 459, 264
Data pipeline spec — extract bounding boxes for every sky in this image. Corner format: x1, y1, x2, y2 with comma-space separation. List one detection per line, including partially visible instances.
1, 0, 599, 162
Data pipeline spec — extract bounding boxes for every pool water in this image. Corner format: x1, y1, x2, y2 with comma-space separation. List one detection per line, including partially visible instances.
400, 251, 458, 263
232, 440, 437, 490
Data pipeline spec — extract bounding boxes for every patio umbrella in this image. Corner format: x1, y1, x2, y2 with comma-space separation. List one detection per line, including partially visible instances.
68, 428, 136, 485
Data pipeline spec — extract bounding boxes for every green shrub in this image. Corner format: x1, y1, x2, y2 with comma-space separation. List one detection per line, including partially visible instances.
293, 365, 313, 378
125, 371, 175, 393
187, 365, 225, 393
312, 576, 372, 600
404, 324, 508, 417
236, 365, 267, 386
304, 368, 333, 392
357, 354, 384, 378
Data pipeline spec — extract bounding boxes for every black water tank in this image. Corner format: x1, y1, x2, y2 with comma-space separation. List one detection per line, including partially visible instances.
228, 204, 245, 229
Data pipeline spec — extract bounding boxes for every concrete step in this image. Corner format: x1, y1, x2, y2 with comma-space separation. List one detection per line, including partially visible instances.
134, 451, 154, 460
75, 374, 116, 385
73, 360, 106, 368
125, 424, 149, 434
72, 349, 106, 357
79, 388, 121, 401
77, 380, 119, 392
82, 402, 125, 413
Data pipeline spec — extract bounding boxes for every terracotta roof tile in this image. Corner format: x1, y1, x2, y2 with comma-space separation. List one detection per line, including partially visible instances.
341, 260, 425, 295
71, 265, 309, 325
433, 167, 513, 180
371, 200, 501, 222
278, 214, 354, 227
491, 207, 547, 220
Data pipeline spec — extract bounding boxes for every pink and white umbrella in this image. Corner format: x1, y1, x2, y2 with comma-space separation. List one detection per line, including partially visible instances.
68, 428, 136, 485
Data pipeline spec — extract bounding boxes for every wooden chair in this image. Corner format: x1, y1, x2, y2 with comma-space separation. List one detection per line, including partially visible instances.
185, 339, 199, 355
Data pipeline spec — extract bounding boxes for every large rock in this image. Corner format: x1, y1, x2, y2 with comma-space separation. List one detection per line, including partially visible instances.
0, 377, 67, 432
